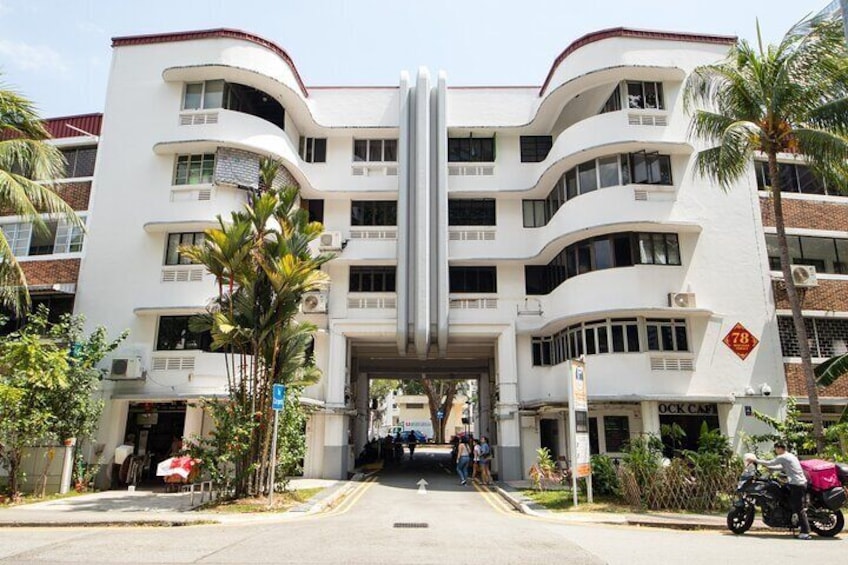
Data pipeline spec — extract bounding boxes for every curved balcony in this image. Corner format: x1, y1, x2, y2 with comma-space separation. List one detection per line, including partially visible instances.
448, 109, 692, 194
449, 187, 699, 262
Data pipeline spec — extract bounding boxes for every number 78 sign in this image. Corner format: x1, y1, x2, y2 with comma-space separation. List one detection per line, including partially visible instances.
722, 323, 759, 360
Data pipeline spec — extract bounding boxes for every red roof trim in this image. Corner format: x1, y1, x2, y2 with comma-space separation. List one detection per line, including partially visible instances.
112, 28, 309, 98
539, 27, 737, 96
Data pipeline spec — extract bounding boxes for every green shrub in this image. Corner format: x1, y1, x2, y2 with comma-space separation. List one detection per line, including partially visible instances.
590, 454, 621, 497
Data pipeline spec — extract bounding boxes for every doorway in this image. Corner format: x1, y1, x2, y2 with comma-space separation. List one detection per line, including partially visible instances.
122, 401, 187, 487
540, 419, 560, 460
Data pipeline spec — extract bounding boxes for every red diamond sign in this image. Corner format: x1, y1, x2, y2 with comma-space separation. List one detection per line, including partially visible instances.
723, 323, 759, 360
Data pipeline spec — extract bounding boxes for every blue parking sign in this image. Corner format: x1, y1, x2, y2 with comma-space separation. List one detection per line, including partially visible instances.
272, 384, 287, 411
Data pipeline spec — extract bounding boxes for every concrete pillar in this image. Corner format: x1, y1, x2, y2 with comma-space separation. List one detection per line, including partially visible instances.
478, 371, 492, 440
354, 371, 369, 455
640, 401, 660, 436
95, 398, 129, 490
496, 325, 522, 481
183, 403, 205, 442
303, 411, 325, 478
59, 442, 75, 494
322, 328, 349, 478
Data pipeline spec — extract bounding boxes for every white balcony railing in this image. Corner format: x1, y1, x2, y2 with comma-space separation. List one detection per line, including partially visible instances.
349, 227, 398, 240
448, 227, 495, 241
449, 296, 498, 310
347, 293, 397, 310
351, 163, 398, 176
448, 164, 495, 176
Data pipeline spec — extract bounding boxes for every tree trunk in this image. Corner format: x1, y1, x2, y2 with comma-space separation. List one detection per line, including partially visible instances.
767, 152, 824, 452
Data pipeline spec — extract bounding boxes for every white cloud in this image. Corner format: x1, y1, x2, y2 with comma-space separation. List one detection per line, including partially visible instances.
0, 39, 68, 73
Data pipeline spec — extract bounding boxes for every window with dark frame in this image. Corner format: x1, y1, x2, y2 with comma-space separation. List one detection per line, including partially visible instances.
754, 160, 830, 195
174, 154, 215, 185
531, 316, 662, 366
182, 80, 225, 110
519, 136, 553, 163
349, 266, 397, 292
449, 266, 497, 293
626, 81, 664, 110
351, 201, 397, 226
300, 199, 325, 224
448, 199, 496, 226
155, 316, 212, 351
60, 146, 97, 178
299, 137, 327, 163
765, 234, 848, 274
164, 232, 205, 266
525, 232, 680, 295
353, 139, 398, 162
599, 87, 622, 114
448, 137, 496, 162
603, 416, 630, 452
646, 318, 689, 352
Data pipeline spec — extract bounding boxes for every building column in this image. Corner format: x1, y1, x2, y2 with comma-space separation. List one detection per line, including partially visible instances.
183, 403, 205, 440
478, 371, 492, 440
640, 401, 660, 436
322, 327, 349, 479
495, 325, 522, 480
354, 371, 369, 456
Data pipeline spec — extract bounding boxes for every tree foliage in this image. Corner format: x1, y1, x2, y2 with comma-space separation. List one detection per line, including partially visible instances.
684, 14, 848, 451
181, 160, 331, 497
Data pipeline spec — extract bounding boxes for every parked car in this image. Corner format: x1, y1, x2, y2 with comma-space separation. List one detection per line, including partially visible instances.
398, 430, 427, 444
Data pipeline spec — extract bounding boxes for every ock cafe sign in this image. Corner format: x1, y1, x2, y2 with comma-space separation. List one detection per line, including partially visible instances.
658, 403, 717, 416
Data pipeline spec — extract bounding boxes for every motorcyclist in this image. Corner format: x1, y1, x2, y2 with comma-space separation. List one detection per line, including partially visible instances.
745, 441, 811, 540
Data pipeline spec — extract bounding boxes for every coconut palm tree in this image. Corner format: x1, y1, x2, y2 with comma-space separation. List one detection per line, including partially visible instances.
684, 15, 848, 451
0, 81, 81, 315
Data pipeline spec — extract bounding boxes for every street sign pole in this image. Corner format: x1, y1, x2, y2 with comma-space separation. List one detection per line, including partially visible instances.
268, 408, 280, 508
268, 384, 286, 508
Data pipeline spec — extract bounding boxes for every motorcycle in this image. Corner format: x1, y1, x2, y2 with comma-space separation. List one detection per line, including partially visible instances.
727, 465, 847, 537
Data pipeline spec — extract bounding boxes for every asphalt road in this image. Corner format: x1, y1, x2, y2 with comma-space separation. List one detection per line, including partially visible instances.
1, 447, 846, 564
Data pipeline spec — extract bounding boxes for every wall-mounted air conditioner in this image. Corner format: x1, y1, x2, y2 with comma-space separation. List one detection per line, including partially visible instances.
109, 357, 143, 380
668, 292, 696, 308
791, 265, 818, 288
318, 231, 343, 251
301, 291, 329, 314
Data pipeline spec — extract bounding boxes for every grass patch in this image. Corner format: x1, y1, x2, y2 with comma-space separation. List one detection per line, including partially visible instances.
0, 490, 88, 507
522, 490, 631, 513
200, 487, 325, 514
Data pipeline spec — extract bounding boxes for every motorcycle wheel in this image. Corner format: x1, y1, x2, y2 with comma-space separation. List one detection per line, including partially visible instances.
809, 508, 844, 538
727, 506, 755, 534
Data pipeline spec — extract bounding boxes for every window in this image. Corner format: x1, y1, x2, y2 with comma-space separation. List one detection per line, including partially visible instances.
405, 403, 425, 409
766, 234, 848, 274
520, 136, 553, 163
638, 233, 680, 265
603, 416, 630, 452
156, 316, 211, 351
525, 232, 679, 295
299, 137, 327, 163
351, 201, 397, 226
754, 160, 829, 195
522, 152, 672, 227
646, 318, 688, 352
165, 233, 204, 265
448, 199, 496, 226
182, 80, 225, 110
600, 87, 622, 114
53, 220, 84, 254
449, 267, 497, 293
349, 267, 396, 292
174, 154, 215, 185
353, 139, 398, 162
778, 317, 848, 358
301, 199, 325, 224
60, 146, 97, 178
448, 137, 495, 162
626, 81, 664, 110
531, 317, 654, 366
0, 219, 83, 257
0, 222, 32, 256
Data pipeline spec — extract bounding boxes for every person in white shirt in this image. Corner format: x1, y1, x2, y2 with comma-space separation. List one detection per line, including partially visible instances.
746, 441, 811, 539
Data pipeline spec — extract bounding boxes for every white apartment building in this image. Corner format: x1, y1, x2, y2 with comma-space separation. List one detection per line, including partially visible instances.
74, 27, 790, 483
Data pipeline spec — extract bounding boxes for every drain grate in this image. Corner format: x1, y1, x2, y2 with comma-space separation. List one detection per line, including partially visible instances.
393, 522, 429, 529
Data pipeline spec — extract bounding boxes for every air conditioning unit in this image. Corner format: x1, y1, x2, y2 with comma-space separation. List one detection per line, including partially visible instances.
319, 231, 343, 251
791, 265, 818, 288
668, 292, 696, 308
301, 291, 328, 314
109, 357, 143, 380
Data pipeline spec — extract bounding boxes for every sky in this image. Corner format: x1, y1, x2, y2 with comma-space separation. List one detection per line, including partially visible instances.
0, 0, 835, 118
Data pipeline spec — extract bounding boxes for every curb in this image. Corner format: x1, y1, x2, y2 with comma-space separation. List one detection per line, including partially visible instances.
0, 518, 219, 528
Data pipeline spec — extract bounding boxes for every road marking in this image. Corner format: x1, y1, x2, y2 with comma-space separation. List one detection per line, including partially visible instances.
473, 483, 518, 516
316, 476, 376, 519
417, 479, 428, 495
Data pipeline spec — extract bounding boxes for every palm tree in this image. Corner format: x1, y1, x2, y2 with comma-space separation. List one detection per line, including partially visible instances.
684, 15, 848, 451
0, 81, 81, 315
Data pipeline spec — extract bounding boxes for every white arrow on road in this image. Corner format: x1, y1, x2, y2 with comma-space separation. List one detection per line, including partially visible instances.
417, 479, 428, 495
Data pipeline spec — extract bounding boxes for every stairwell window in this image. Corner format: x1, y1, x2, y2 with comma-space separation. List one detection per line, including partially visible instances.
174, 154, 215, 185
448, 137, 495, 162
519, 136, 553, 163
449, 266, 497, 293
299, 137, 327, 163
164, 233, 205, 265
349, 266, 396, 292
351, 201, 397, 226
599, 87, 622, 114
353, 139, 397, 162
638, 233, 680, 265
778, 316, 848, 358
626, 81, 664, 110
59, 146, 97, 178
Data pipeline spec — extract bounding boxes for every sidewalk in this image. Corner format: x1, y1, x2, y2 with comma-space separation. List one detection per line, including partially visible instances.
0, 478, 348, 527
496, 481, 767, 532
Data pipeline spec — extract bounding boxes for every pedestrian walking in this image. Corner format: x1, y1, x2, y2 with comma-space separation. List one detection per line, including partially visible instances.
471, 439, 481, 483
746, 441, 811, 539
456, 437, 471, 485
394, 432, 404, 463
479, 436, 493, 485
407, 432, 418, 461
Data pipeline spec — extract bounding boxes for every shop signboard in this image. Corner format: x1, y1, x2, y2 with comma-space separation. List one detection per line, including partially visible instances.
567, 359, 593, 505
